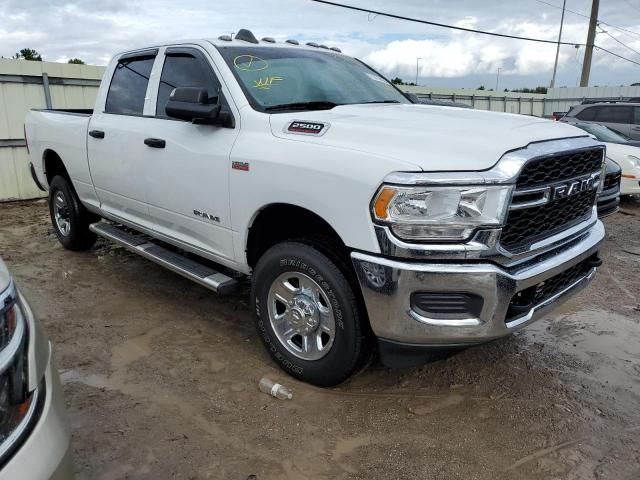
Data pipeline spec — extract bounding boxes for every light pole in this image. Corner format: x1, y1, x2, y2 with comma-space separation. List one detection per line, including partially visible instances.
550, 0, 567, 88
415, 57, 422, 86
495, 67, 501, 92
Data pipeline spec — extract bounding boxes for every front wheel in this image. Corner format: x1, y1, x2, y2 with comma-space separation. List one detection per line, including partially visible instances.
48, 175, 97, 251
251, 242, 370, 387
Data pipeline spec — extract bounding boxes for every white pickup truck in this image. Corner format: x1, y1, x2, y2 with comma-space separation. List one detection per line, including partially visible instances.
25, 30, 606, 386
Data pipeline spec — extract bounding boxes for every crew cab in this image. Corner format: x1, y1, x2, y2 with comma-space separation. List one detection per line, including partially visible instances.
25, 29, 606, 386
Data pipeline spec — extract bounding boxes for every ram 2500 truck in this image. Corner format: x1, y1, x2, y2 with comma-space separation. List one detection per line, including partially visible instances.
25, 29, 606, 386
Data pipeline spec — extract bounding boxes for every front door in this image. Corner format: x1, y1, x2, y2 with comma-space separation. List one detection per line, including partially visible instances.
142, 46, 239, 261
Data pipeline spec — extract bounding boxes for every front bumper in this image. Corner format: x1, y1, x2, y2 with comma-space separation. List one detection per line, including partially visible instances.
351, 220, 605, 349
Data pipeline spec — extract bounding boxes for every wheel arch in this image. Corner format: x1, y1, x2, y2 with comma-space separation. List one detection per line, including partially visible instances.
42, 149, 69, 187
245, 202, 349, 270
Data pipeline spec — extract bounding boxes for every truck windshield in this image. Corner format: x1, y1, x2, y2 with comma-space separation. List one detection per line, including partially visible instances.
217, 46, 408, 112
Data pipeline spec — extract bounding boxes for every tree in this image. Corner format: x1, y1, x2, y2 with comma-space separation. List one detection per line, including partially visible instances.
68, 58, 85, 64
13, 48, 42, 61
477, 85, 486, 90
391, 77, 404, 85
511, 86, 548, 94
631, 82, 640, 86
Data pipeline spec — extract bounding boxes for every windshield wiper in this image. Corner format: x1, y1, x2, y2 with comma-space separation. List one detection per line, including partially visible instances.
358, 100, 403, 104
264, 101, 339, 112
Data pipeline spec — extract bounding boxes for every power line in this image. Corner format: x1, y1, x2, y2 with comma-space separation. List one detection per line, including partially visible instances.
532, 0, 589, 19
310, 0, 640, 69
622, 0, 640, 13
532, 0, 640, 39
595, 45, 640, 67
310, 0, 579, 45
599, 28, 640, 57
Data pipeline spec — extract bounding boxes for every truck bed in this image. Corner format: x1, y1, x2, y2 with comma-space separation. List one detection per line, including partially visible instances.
31, 108, 93, 116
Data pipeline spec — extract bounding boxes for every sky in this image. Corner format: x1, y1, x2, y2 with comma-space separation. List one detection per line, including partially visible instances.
1, 0, 640, 90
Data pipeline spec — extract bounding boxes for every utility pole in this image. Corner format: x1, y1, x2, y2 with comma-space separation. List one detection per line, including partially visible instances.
496, 67, 501, 91
415, 57, 422, 86
550, 0, 567, 89
580, 0, 599, 87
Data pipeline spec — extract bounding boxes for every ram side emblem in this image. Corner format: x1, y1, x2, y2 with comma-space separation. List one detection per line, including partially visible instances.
193, 210, 220, 222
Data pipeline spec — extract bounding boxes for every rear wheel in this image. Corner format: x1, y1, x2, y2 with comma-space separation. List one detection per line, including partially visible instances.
251, 242, 370, 387
48, 175, 97, 251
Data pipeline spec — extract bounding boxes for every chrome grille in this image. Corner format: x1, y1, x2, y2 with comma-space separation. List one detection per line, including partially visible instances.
501, 147, 604, 252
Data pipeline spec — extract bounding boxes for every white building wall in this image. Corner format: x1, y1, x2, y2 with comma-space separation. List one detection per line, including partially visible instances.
0, 59, 104, 201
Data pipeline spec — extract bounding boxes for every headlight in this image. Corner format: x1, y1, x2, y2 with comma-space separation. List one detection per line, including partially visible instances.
372, 185, 512, 241
628, 155, 640, 169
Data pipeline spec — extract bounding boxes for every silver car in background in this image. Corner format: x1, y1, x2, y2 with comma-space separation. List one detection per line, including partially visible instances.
0, 258, 72, 479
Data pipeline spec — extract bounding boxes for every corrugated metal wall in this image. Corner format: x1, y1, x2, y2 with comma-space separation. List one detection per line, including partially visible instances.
544, 86, 640, 116
0, 59, 105, 201
402, 86, 547, 117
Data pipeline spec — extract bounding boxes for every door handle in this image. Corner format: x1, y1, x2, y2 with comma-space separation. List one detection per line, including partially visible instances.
89, 130, 105, 139
144, 138, 166, 149
633, 126, 640, 131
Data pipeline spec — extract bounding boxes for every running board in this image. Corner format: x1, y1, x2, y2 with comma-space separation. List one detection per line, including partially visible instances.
89, 222, 237, 295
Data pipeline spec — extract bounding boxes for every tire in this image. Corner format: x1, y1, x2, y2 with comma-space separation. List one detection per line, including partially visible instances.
48, 175, 98, 251
251, 241, 370, 387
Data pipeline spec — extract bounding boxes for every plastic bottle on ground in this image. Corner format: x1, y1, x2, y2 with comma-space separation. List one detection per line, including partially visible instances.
259, 377, 293, 400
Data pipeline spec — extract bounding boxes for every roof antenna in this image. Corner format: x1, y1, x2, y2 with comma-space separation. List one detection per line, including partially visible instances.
235, 29, 259, 44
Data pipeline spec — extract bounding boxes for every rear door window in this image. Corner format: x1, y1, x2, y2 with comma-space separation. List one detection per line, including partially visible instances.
575, 107, 597, 121
105, 56, 155, 115
634, 107, 640, 125
595, 106, 632, 124
156, 51, 221, 118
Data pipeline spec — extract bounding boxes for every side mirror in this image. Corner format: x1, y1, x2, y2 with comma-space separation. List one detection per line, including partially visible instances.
165, 87, 222, 124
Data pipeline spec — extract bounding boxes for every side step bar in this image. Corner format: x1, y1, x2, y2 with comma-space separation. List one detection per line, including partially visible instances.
89, 222, 237, 295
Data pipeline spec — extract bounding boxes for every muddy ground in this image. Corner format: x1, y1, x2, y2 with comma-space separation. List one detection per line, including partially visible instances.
1, 198, 639, 480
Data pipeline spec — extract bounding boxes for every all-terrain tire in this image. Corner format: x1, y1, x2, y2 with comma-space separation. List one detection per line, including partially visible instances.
251, 242, 370, 387
48, 175, 98, 251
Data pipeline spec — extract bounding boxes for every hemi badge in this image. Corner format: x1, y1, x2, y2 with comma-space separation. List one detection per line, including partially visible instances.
232, 161, 249, 171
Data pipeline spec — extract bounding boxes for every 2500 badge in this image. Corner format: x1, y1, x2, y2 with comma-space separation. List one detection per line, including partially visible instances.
287, 121, 328, 136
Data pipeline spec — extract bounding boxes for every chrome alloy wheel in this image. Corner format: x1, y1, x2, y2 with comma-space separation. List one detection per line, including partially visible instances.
53, 191, 71, 236
267, 272, 336, 361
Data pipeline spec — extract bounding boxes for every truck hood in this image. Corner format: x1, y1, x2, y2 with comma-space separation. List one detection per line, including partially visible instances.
270, 103, 589, 171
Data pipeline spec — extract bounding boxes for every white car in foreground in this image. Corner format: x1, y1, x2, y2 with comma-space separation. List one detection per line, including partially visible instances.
603, 142, 640, 195
0, 258, 72, 479
572, 123, 640, 195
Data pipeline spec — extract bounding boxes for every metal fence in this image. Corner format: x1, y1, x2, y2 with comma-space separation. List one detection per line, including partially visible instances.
0, 59, 104, 201
401, 86, 547, 116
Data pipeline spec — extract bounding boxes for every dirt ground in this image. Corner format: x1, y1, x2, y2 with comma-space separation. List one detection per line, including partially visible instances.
1, 198, 639, 480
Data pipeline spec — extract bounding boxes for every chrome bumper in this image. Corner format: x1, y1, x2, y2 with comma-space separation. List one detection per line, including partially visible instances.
351, 220, 605, 346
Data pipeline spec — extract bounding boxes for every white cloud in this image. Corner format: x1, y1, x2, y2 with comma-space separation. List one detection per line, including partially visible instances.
1, 0, 639, 87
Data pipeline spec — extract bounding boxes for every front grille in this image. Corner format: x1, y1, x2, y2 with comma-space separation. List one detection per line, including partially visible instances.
516, 148, 604, 189
501, 146, 603, 252
501, 189, 596, 251
506, 255, 596, 322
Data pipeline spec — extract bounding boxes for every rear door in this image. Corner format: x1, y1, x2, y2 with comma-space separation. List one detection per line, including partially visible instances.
594, 105, 633, 137
88, 50, 158, 230
141, 46, 240, 261
631, 107, 640, 140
